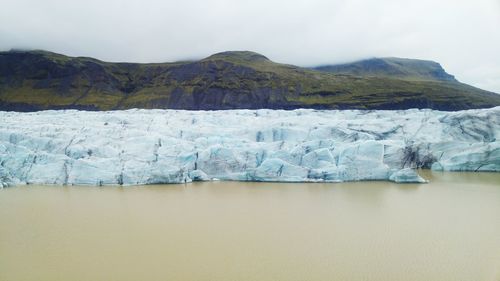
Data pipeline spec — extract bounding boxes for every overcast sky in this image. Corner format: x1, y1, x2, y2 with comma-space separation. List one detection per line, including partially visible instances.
1, 0, 499, 93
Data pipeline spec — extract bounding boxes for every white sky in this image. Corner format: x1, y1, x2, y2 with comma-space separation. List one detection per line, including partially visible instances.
1, 0, 499, 93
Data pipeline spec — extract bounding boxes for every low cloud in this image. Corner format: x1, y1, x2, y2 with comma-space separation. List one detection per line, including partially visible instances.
1, 0, 499, 92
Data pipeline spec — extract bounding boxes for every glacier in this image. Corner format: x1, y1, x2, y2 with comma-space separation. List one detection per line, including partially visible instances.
0, 107, 499, 187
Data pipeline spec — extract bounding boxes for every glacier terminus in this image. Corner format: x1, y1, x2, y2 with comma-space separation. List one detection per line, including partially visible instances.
0, 107, 499, 187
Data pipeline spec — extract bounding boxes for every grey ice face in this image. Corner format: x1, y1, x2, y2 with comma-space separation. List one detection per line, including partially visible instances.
0, 0, 499, 93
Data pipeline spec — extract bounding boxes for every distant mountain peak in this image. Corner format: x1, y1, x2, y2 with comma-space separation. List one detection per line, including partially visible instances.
203, 51, 270, 62
314, 57, 456, 82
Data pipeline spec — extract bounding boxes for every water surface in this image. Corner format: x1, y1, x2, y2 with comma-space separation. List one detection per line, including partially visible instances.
1, 171, 499, 281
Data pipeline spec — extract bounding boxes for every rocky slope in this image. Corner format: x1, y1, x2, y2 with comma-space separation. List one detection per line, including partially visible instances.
1, 50, 499, 111
1, 107, 499, 186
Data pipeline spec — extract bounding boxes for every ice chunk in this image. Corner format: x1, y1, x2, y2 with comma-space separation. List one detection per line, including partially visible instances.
251, 158, 309, 182
389, 168, 427, 183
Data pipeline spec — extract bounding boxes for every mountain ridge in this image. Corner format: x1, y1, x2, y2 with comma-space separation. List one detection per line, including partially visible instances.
1, 49, 499, 111
313, 57, 457, 82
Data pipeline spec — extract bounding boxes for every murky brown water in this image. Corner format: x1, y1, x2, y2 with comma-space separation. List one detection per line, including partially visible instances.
0, 171, 499, 281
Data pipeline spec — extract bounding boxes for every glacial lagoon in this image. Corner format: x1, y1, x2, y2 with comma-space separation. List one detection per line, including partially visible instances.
0, 170, 499, 281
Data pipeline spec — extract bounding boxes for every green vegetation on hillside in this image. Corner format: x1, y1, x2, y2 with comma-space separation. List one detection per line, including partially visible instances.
0, 50, 499, 111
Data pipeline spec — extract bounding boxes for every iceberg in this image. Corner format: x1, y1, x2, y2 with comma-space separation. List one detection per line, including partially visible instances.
0, 106, 498, 186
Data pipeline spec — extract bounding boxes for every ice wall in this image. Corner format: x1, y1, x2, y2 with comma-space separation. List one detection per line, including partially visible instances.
1, 107, 498, 186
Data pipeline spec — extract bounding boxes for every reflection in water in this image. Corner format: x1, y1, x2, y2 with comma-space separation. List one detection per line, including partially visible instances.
0, 171, 499, 281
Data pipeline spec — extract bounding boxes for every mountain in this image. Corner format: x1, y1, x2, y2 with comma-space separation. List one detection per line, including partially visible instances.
313, 57, 457, 81
1, 50, 499, 111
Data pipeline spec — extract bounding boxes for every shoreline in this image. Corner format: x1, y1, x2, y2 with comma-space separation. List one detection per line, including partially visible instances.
3, 170, 500, 188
